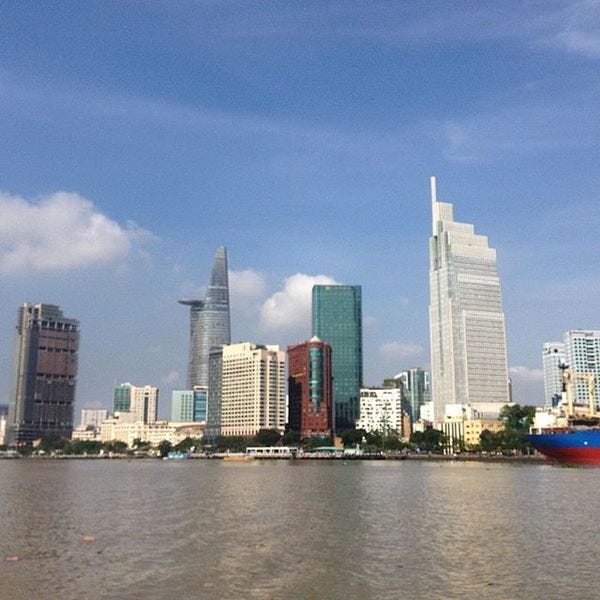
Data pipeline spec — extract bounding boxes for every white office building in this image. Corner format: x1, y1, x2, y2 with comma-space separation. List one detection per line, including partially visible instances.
356, 388, 403, 434
80, 408, 109, 429
543, 342, 565, 407
219, 342, 286, 437
428, 177, 509, 420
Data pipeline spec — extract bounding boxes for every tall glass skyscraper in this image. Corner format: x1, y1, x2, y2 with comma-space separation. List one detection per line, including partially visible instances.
179, 246, 231, 388
312, 285, 363, 431
429, 177, 509, 419
8, 303, 79, 443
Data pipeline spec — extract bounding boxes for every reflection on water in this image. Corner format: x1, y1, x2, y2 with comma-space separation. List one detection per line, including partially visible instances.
1, 460, 599, 599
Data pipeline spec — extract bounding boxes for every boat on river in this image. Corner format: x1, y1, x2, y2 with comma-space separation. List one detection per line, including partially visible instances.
528, 429, 600, 466
528, 366, 600, 466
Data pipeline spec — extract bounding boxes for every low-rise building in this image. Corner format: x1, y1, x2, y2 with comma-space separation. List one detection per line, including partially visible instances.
356, 388, 403, 434
100, 417, 204, 448
438, 403, 507, 452
71, 426, 101, 441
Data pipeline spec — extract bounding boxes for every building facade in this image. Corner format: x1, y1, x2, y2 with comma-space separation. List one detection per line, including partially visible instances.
113, 383, 158, 424
428, 177, 509, 420
8, 304, 79, 443
179, 246, 231, 388
312, 284, 363, 431
356, 388, 403, 435
287, 337, 333, 438
543, 342, 566, 407
171, 387, 207, 423
80, 408, 109, 429
206, 347, 224, 439
0, 405, 8, 444
438, 403, 505, 452
396, 368, 430, 423
564, 330, 600, 405
100, 418, 204, 448
214, 342, 286, 437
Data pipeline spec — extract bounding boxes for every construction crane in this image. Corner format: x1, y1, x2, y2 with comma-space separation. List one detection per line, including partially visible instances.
560, 363, 597, 419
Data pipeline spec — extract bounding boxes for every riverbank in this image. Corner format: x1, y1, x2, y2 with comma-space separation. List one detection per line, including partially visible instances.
1, 452, 548, 463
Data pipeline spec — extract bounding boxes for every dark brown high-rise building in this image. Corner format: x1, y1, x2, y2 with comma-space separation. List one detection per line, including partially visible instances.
287, 337, 332, 438
8, 304, 79, 443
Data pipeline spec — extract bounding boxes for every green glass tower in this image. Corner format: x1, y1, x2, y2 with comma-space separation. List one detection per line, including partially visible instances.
312, 285, 363, 432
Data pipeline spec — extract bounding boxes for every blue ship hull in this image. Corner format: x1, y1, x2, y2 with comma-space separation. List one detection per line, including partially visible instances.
528, 430, 600, 465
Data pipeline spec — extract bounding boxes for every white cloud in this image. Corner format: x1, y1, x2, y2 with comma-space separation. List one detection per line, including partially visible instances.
555, 30, 600, 58
260, 273, 338, 332
364, 315, 377, 328
0, 191, 149, 273
379, 342, 423, 362
229, 269, 267, 299
161, 371, 181, 385
509, 366, 544, 383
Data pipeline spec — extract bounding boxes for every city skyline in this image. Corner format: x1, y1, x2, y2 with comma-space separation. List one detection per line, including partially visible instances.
1, 3, 600, 415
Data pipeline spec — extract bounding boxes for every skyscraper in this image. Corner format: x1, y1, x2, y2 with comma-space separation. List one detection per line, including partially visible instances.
287, 337, 333, 438
113, 383, 158, 424
8, 303, 79, 443
543, 342, 565, 407
312, 284, 363, 431
429, 177, 509, 420
179, 246, 231, 388
210, 342, 286, 437
396, 368, 430, 422
564, 330, 600, 405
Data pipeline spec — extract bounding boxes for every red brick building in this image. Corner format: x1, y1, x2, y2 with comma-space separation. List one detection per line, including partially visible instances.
287, 337, 332, 438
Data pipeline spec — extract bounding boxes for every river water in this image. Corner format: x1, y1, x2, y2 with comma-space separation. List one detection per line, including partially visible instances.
1, 459, 598, 599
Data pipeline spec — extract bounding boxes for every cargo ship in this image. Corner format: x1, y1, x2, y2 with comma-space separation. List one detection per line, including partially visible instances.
528, 366, 600, 465
528, 429, 600, 466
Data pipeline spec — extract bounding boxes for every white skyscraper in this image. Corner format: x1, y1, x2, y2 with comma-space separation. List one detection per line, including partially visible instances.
564, 330, 600, 405
542, 342, 565, 407
217, 342, 286, 437
428, 177, 509, 420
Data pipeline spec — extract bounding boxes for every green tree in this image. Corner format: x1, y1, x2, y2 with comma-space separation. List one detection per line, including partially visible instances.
103, 440, 128, 454
132, 438, 152, 451
480, 429, 501, 453
157, 440, 173, 457
500, 405, 536, 431
302, 436, 333, 450
214, 436, 247, 452
340, 428, 365, 448
174, 437, 200, 452
38, 433, 69, 453
252, 429, 282, 447
410, 428, 448, 453
282, 431, 301, 446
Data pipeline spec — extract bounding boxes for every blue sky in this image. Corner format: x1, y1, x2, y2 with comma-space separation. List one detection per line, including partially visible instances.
1, 1, 599, 416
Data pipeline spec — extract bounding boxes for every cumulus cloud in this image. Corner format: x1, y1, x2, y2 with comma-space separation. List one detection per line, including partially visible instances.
509, 365, 544, 382
229, 269, 267, 299
260, 273, 338, 332
379, 342, 423, 362
0, 191, 149, 273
